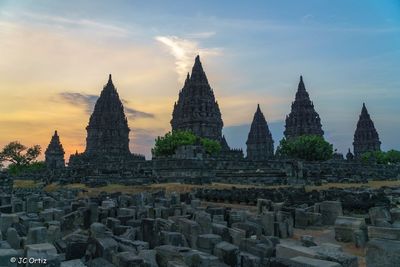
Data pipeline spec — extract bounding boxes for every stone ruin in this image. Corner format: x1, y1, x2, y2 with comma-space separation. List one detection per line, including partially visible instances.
29, 55, 390, 185
0, 184, 398, 266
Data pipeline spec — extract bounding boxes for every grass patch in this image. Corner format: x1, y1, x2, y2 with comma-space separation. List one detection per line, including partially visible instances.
14, 180, 37, 188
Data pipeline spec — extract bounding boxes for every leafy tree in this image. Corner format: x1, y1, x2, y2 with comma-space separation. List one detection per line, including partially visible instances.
385, 150, 400, 164
361, 150, 400, 164
152, 130, 221, 157
0, 141, 41, 166
200, 138, 221, 155
276, 135, 333, 161
0, 141, 42, 175
8, 161, 46, 175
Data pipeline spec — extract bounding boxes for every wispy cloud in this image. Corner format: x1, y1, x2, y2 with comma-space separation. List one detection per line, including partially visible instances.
58, 92, 154, 119
6, 11, 130, 37
185, 31, 216, 39
155, 35, 221, 81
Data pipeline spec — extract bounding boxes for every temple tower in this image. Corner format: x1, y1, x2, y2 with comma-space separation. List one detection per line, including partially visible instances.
353, 103, 381, 158
284, 76, 324, 139
246, 104, 274, 160
85, 74, 131, 156
45, 130, 65, 169
171, 56, 224, 143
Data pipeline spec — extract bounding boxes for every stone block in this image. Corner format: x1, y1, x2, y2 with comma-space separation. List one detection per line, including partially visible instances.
0, 213, 19, 236
239, 252, 260, 267
115, 251, 147, 267
228, 227, 245, 246
160, 231, 188, 247
369, 206, 391, 226
291, 256, 342, 267
368, 226, 400, 241
366, 238, 400, 267
6, 227, 21, 249
334, 216, 366, 243
311, 245, 358, 267
94, 237, 118, 262
177, 218, 200, 248
197, 234, 222, 254
320, 201, 343, 225
213, 241, 239, 267
26, 226, 47, 245
276, 243, 318, 259
25, 243, 58, 267
60, 259, 86, 267
64, 234, 88, 260
260, 212, 275, 236
0, 248, 18, 267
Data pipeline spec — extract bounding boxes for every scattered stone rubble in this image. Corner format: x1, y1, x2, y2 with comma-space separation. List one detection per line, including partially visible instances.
0, 186, 400, 266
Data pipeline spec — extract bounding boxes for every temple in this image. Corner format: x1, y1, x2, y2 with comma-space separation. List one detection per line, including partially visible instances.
353, 103, 381, 158
171, 55, 224, 144
69, 75, 144, 174
85, 74, 131, 157
44, 130, 65, 169
284, 76, 324, 139
246, 104, 274, 160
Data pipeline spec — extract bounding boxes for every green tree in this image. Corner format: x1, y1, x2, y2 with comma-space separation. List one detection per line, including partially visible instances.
361, 150, 400, 164
276, 135, 333, 161
152, 130, 221, 157
385, 150, 400, 164
200, 138, 222, 155
0, 141, 41, 166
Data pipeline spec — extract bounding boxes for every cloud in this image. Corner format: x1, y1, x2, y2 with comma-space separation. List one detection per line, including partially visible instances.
58, 92, 154, 119
155, 35, 221, 81
185, 32, 216, 39
16, 11, 129, 37
59, 92, 98, 113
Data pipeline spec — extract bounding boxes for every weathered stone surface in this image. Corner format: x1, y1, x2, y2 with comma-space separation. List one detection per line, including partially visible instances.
60, 259, 86, 267
291, 256, 342, 267
25, 243, 58, 267
368, 225, 400, 240
213, 241, 239, 267
197, 234, 222, 254
276, 243, 318, 259
334, 216, 366, 243
366, 238, 400, 267
320, 201, 343, 225
26, 226, 47, 245
311, 245, 358, 267
369, 206, 391, 226
0, 248, 18, 267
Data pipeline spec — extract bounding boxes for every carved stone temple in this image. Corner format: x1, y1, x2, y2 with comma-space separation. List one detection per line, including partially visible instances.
171, 55, 224, 144
69, 75, 144, 173
45, 59, 396, 183
353, 103, 381, 158
284, 76, 324, 139
246, 104, 274, 160
85, 74, 131, 157
45, 130, 65, 169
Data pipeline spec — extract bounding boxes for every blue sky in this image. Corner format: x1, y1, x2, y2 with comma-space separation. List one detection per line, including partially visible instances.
0, 0, 399, 158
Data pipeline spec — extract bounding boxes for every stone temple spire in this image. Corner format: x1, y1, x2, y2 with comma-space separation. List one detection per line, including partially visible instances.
85, 74, 131, 156
171, 55, 224, 143
45, 130, 65, 169
353, 103, 381, 159
246, 104, 274, 160
284, 76, 324, 139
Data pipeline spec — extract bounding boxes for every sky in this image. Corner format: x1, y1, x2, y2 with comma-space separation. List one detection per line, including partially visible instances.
0, 0, 399, 160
